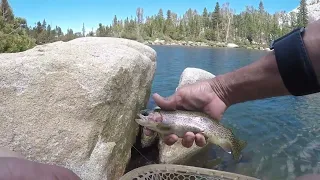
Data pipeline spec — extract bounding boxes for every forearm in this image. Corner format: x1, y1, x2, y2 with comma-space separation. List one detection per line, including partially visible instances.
212, 19, 320, 106
213, 51, 289, 106
304, 19, 320, 81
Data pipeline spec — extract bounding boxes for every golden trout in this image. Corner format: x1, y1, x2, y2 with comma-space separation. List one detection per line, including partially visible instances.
136, 109, 247, 161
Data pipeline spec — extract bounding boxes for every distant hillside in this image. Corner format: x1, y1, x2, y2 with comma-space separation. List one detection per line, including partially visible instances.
292, 0, 320, 22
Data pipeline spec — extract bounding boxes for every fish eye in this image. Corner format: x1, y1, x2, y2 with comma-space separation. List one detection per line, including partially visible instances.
140, 110, 149, 116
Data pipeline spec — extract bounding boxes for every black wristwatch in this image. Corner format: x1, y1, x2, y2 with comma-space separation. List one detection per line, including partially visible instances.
270, 26, 320, 96
270, 27, 306, 50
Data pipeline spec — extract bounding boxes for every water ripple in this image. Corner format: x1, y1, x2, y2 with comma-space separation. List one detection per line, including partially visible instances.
146, 46, 320, 180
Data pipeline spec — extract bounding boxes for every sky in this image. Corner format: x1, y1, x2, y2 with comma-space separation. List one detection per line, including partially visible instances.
9, 0, 301, 33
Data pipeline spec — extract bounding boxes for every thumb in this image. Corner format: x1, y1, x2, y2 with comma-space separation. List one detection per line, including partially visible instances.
152, 93, 177, 110
203, 99, 227, 121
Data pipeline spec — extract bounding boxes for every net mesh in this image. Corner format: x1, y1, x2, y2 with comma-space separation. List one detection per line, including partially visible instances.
120, 164, 259, 180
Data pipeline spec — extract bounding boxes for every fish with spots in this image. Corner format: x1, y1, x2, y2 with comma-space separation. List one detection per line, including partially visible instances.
136, 108, 247, 161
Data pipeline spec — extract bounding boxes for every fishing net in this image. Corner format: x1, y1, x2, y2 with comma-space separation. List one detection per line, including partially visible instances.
120, 164, 259, 180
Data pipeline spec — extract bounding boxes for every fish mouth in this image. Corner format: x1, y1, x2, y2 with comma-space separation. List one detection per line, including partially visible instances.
136, 109, 160, 130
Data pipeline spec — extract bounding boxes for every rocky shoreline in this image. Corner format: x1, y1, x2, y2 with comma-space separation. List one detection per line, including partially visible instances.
143, 38, 272, 51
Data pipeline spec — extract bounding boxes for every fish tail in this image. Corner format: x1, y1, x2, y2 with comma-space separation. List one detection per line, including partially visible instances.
231, 138, 247, 161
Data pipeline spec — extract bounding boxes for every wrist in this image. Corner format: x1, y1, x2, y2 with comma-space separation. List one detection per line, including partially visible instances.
210, 51, 290, 106
209, 71, 247, 107
208, 74, 235, 107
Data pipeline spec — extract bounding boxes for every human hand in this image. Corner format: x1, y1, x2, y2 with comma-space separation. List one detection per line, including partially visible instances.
0, 157, 81, 180
144, 79, 228, 148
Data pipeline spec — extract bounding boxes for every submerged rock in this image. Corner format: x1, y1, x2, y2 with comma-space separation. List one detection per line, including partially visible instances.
0, 37, 156, 180
159, 67, 216, 164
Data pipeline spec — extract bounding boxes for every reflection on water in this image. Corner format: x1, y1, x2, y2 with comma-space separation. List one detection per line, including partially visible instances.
143, 45, 320, 180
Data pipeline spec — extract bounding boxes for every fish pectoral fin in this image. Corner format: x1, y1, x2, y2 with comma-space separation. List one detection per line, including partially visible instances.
156, 123, 172, 132
204, 158, 223, 168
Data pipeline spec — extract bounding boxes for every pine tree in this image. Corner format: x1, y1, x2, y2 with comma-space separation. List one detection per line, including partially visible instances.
0, 0, 300, 51
289, 12, 297, 28
298, 0, 308, 27
82, 23, 85, 37
212, 2, 221, 26
113, 15, 117, 26
42, 19, 47, 29
1, 0, 14, 22
202, 7, 209, 28
56, 26, 63, 37
156, 9, 164, 34
212, 2, 221, 40
258, 0, 265, 43
47, 24, 51, 40
36, 21, 42, 34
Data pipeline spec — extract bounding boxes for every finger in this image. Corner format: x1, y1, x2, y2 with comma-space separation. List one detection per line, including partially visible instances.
182, 132, 195, 148
152, 93, 177, 110
195, 133, 207, 147
163, 134, 178, 146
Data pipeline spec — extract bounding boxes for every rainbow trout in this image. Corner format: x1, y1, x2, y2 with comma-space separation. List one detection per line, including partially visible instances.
136, 109, 247, 161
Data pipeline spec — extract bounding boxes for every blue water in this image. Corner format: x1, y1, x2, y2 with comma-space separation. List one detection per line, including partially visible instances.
146, 45, 320, 180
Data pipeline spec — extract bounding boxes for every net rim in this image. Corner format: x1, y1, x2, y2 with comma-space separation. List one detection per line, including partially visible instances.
120, 164, 260, 180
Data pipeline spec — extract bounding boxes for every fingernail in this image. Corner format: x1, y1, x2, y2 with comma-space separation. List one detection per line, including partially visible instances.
153, 93, 161, 99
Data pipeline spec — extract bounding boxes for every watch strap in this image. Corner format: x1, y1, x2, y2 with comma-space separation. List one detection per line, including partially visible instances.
272, 27, 320, 96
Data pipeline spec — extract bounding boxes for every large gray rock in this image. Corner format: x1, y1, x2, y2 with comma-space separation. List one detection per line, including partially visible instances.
159, 67, 215, 164
0, 37, 156, 180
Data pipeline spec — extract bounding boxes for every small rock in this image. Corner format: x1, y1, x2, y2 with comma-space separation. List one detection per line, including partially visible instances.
200, 43, 209, 47
227, 43, 239, 48
216, 42, 226, 47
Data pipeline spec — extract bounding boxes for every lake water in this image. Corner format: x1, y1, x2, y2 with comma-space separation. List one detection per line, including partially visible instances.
145, 45, 320, 180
